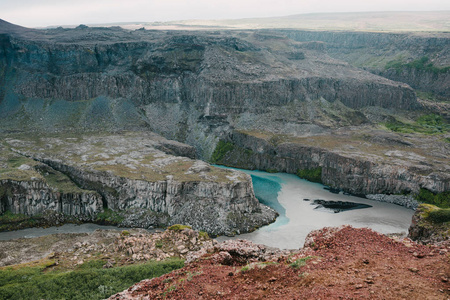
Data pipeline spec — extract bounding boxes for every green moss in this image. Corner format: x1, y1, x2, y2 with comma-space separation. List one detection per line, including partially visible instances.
297, 167, 322, 183
95, 209, 124, 225
416, 189, 450, 208
385, 56, 450, 74
0, 210, 29, 223
198, 231, 209, 239
167, 224, 192, 231
427, 208, 450, 224
266, 168, 278, 173
210, 141, 235, 163
289, 256, 312, 269
385, 114, 449, 135
155, 240, 164, 248
0, 258, 184, 300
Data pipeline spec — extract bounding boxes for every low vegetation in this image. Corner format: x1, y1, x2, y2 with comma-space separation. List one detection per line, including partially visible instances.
95, 208, 125, 225
385, 56, 450, 74
0, 258, 184, 300
427, 208, 450, 224
289, 256, 312, 269
296, 167, 322, 183
385, 114, 449, 135
0, 210, 41, 231
210, 141, 235, 163
416, 188, 450, 208
167, 224, 192, 231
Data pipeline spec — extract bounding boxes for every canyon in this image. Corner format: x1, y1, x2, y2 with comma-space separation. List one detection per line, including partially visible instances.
0, 18, 448, 236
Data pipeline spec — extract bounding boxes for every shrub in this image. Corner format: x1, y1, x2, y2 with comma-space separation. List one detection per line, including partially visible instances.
289, 256, 312, 269
417, 189, 450, 208
95, 209, 124, 225
210, 141, 235, 163
427, 208, 450, 223
297, 167, 322, 183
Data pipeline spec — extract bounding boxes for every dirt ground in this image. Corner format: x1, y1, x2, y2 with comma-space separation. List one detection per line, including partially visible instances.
110, 226, 450, 300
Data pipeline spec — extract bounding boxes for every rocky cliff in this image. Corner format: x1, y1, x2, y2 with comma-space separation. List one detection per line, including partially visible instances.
213, 130, 449, 196
2, 132, 277, 235
0, 20, 421, 157
0, 19, 447, 204
279, 29, 450, 100
0, 145, 103, 220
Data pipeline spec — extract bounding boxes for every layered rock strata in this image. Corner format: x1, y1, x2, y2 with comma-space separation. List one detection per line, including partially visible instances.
3, 132, 277, 235
214, 130, 449, 196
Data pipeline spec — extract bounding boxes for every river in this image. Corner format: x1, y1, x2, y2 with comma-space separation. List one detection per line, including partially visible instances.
0, 168, 415, 249
215, 168, 415, 249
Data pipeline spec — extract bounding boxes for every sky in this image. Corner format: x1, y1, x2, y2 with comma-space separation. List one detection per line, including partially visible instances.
1, 0, 449, 28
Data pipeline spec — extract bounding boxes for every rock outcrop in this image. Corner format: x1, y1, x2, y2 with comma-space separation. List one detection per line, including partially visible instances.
2, 132, 277, 235
280, 29, 450, 100
0, 146, 103, 220
110, 226, 450, 300
0, 20, 420, 159
408, 204, 450, 244
214, 130, 449, 196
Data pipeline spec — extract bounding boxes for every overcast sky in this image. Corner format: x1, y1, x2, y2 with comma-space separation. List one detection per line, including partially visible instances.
1, 0, 449, 27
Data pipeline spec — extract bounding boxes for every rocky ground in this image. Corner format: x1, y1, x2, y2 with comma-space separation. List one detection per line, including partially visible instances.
1, 131, 277, 236
110, 226, 450, 300
0, 226, 212, 269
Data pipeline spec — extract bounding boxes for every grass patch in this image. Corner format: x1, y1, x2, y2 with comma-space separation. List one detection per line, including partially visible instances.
0, 210, 42, 231
0, 258, 184, 300
416, 188, 450, 208
385, 56, 450, 74
198, 231, 209, 239
167, 224, 192, 231
36, 165, 94, 194
427, 208, 450, 224
210, 141, 235, 163
297, 167, 322, 183
95, 209, 124, 225
289, 256, 312, 269
385, 114, 449, 135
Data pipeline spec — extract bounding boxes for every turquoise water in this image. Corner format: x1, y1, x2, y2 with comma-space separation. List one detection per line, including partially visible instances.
216, 167, 415, 249
0, 167, 415, 249
250, 174, 289, 229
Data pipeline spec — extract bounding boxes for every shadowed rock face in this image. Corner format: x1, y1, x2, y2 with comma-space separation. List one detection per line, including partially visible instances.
0, 21, 418, 157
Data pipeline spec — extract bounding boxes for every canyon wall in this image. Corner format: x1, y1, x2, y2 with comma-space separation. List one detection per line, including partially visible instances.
215, 131, 449, 195
279, 30, 450, 99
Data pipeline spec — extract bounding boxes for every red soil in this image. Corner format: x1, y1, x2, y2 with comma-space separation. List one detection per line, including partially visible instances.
110, 226, 450, 299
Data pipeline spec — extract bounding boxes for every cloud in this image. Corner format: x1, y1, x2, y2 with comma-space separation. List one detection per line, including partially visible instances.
1, 0, 449, 27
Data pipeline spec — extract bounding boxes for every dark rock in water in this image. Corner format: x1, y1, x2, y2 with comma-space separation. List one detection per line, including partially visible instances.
303, 198, 310, 201
312, 199, 372, 213
323, 187, 341, 194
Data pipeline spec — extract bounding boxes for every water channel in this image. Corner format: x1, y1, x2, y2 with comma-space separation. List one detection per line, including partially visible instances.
0, 167, 415, 249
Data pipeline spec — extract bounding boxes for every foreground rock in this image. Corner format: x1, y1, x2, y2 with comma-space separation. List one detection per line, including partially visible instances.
1, 132, 277, 236
409, 204, 450, 244
0, 226, 213, 268
110, 226, 450, 299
